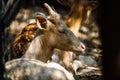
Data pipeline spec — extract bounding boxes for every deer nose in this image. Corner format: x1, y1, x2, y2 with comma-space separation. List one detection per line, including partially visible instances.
80, 42, 86, 52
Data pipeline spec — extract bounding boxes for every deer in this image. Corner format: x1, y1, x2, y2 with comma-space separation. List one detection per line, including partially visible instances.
23, 3, 86, 63
5, 58, 75, 80
4, 3, 86, 77
4, 3, 85, 63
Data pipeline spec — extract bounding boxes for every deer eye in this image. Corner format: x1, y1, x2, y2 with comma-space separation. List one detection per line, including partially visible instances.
59, 30, 65, 33
58, 28, 66, 33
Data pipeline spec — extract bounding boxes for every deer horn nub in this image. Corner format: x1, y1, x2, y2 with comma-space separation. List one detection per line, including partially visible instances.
44, 3, 60, 24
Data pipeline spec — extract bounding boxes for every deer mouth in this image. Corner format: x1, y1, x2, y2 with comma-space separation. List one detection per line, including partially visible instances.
71, 42, 86, 53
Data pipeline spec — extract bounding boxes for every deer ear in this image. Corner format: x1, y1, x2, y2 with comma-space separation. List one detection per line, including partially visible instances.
35, 12, 47, 29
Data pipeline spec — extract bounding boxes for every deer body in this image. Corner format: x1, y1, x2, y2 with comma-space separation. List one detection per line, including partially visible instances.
6, 58, 75, 80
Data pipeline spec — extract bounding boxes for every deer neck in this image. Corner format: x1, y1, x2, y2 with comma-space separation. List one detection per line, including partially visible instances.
23, 30, 54, 62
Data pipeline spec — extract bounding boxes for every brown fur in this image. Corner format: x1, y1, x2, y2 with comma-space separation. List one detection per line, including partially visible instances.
5, 23, 38, 62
